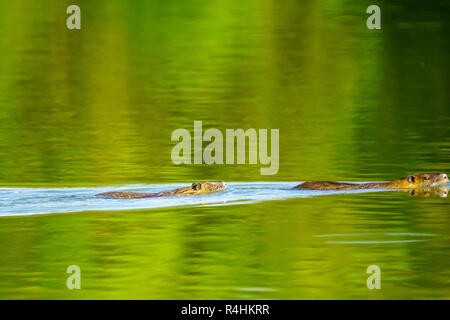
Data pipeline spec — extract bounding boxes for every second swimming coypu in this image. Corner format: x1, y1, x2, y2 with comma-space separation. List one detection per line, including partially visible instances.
294, 173, 448, 191
96, 181, 227, 199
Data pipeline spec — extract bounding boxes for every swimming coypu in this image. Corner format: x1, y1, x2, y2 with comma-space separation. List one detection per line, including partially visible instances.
96, 182, 227, 199
294, 173, 448, 191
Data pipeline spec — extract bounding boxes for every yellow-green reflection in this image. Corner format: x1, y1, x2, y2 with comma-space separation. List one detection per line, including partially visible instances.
0, 0, 448, 299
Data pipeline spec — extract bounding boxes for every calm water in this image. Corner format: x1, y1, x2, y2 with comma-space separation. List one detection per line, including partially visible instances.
0, 0, 449, 299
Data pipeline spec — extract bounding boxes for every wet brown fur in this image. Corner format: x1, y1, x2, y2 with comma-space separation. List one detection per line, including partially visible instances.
294, 173, 448, 191
96, 182, 227, 199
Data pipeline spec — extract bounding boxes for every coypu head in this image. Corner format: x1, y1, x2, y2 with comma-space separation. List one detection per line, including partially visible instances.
190, 181, 227, 194
400, 173, 448, 188
173, 181, 228, 195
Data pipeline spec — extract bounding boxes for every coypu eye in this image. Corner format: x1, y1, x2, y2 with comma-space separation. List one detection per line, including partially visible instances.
192, 183, 202, 191
407, 175, 415, 183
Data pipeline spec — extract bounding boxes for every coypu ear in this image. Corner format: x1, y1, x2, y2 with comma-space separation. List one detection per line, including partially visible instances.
407, 175, 415, 183
191, 183, 202, 191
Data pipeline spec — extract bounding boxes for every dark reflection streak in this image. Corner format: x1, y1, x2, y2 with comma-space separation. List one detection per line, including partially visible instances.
406, 187, 449, 198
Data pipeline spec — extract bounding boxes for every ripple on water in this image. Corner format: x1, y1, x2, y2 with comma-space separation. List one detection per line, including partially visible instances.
313, 232, 438, 245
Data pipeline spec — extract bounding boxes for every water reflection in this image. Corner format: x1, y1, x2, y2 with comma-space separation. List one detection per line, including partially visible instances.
407, 187, 449, 198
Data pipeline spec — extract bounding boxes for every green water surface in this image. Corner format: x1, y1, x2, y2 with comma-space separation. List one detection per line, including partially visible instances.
0, 0, 448, 299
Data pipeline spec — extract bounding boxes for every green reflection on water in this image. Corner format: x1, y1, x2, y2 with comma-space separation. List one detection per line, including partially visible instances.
0, 192, 449, 299
0, 0, 448, 299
